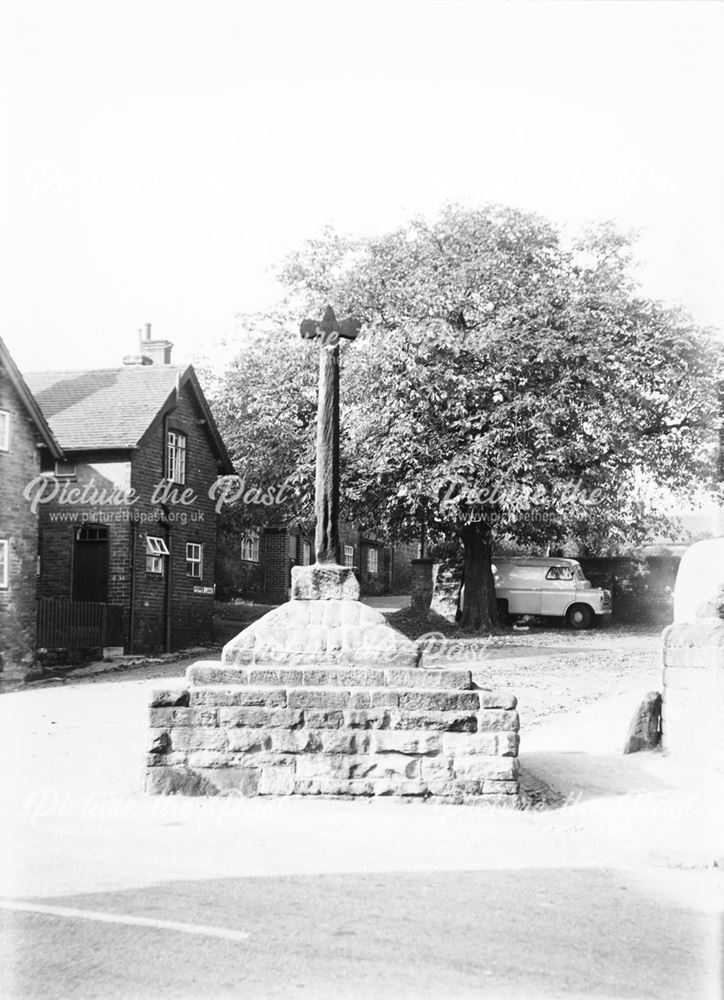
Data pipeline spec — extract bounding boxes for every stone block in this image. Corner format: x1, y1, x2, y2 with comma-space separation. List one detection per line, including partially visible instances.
189, 687, 256, 707
187, 663, 250, 685
426, 779, 458, 797
163, 727, 228, 752
398, 781, 430, 796
209, 688, 287, 709
217, 707, 303, 728
421, 756, 453, 780
373, 777, 428, 796
146, 766, 218, 795
429, 779, 482, 798
319, 779, 375, 796
148, 707, 218, 728
475, 689, 518, 710
325, 626, 343, 654
295, 667, 388, 687
482, 780, 519, 795
245, 669, 303, 686
321, 731, 372, 755
394, 711, 477, 733
304, 709, 345, 729
145, 751, 188, 768
477, 709, 520, 732
372, 731, 442, 755
149, 686, 190, 708
270, 730, 323, 754
452, 757, 519, 781
293, 779, 322, 795
226, 730, 271, 753
371, 689, 400, 707
497, 733, 520, 756
259, 765, 296, 795
185, 750, 230, 768
198, 767, 260, 796
386, 668, 472, 690
296, 754, 352, 780
291, 564, 360, 600
348, 754, 421, 780
399, 690, 480, 712
287, 688, 351, 710
443, 733, 498, 756
343, 709, 393, 729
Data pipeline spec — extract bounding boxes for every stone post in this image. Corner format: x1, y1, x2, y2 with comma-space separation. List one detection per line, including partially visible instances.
410, 558, 434, 613
662, 537, 724, 770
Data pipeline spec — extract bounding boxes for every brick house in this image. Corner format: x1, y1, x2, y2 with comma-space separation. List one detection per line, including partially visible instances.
217, 520, 420, 603
0, 337, 64, 685
25, 327, 234, 653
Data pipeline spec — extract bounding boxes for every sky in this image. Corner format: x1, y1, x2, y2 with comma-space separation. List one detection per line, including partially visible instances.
1, 0, 722, 373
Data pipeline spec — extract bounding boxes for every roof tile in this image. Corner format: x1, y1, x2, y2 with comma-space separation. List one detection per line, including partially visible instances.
25, 366, 185, 450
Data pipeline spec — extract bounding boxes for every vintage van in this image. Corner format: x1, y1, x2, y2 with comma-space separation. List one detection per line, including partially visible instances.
491, 556, 612, 629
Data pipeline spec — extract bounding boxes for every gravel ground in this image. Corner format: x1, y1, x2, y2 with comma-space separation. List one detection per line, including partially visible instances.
22, 614, 666, 739
387, 611, 664, 730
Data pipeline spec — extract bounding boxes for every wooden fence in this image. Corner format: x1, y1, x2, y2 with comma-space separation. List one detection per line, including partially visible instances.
37, 599, 125, 650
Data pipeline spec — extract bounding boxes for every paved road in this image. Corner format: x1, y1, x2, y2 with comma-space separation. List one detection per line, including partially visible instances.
1, 662, 721, 1000
2, 866, 718, 1000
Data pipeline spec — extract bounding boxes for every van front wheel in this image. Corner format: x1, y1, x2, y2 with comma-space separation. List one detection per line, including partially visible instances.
566, 604, 594, 630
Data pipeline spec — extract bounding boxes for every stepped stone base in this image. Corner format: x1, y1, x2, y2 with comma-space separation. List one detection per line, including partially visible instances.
145, 598, 521, 804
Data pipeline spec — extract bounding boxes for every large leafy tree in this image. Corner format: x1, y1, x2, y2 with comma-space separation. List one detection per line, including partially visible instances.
277, 205, 723, 630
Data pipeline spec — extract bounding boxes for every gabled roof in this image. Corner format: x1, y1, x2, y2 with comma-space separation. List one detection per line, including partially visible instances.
24, 364, 234, 472
0, 337, 64, 459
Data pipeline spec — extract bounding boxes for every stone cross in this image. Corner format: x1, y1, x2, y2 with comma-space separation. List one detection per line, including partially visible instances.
299, 305, 360, 563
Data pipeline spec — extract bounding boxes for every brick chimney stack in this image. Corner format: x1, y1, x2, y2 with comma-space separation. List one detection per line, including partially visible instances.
138, 323, 174, 365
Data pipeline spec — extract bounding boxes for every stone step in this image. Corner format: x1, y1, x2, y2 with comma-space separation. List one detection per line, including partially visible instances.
186, 661, 475, 690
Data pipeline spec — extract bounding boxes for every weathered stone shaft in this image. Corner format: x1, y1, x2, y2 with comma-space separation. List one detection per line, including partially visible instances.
315, 344, 340, 563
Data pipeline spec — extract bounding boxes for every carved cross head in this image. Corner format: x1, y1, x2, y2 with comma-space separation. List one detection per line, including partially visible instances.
300, 306, 360, 348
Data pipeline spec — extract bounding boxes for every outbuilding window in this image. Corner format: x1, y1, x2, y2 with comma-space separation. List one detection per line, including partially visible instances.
367, 547, 378, 575
241, 529, 260, 563
344, 544, 354, 568
0, 539, 8, 588
186, 542, 203, 579
146, 535, 169, 574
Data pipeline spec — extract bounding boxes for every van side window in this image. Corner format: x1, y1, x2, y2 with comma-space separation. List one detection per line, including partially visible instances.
546, 566, 574, 581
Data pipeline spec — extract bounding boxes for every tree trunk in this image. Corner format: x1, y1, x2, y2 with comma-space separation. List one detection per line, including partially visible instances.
459, 521, 499, 632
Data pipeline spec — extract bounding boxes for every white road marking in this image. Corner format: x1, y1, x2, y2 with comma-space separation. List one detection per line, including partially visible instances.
0, 899, 249, 941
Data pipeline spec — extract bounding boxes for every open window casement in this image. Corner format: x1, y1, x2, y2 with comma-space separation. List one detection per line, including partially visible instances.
146, 535, 169, 573
146, 536, 170, 556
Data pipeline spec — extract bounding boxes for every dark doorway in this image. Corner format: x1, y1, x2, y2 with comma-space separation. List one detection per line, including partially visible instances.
73, 524, 109, 603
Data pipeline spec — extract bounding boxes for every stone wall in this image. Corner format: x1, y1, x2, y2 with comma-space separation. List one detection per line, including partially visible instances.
661, 538, 724, 770
146, 597, 520, 803
146, 666, 520, 802
661, 621, 724, 766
